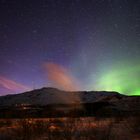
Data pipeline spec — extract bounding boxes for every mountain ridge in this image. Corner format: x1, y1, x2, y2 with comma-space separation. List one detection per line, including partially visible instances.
0, 87, 125, 106
0, 87, 139, 118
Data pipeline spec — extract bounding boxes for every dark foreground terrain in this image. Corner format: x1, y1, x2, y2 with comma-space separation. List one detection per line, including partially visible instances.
0, 117, 140, 140
0, 88, 140, 139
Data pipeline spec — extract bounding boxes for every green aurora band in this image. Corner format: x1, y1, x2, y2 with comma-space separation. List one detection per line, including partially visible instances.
92, 63, 140, 96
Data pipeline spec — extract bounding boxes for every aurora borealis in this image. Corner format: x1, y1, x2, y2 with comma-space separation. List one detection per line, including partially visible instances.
90, 61, 140, 95
0, 0, 140, 95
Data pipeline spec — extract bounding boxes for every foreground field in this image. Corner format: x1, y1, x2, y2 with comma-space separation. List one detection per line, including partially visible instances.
0, 117, 139, 140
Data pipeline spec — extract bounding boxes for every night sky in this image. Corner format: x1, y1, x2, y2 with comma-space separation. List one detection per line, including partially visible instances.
0, 0, 140, 95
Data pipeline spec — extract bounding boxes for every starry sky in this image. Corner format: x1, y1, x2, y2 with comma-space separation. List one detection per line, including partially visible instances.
0, 0, 140, 95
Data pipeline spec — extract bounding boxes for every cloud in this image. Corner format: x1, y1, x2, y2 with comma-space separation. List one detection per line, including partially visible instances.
43, 62, 80, 91
0, 76, 31, 93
